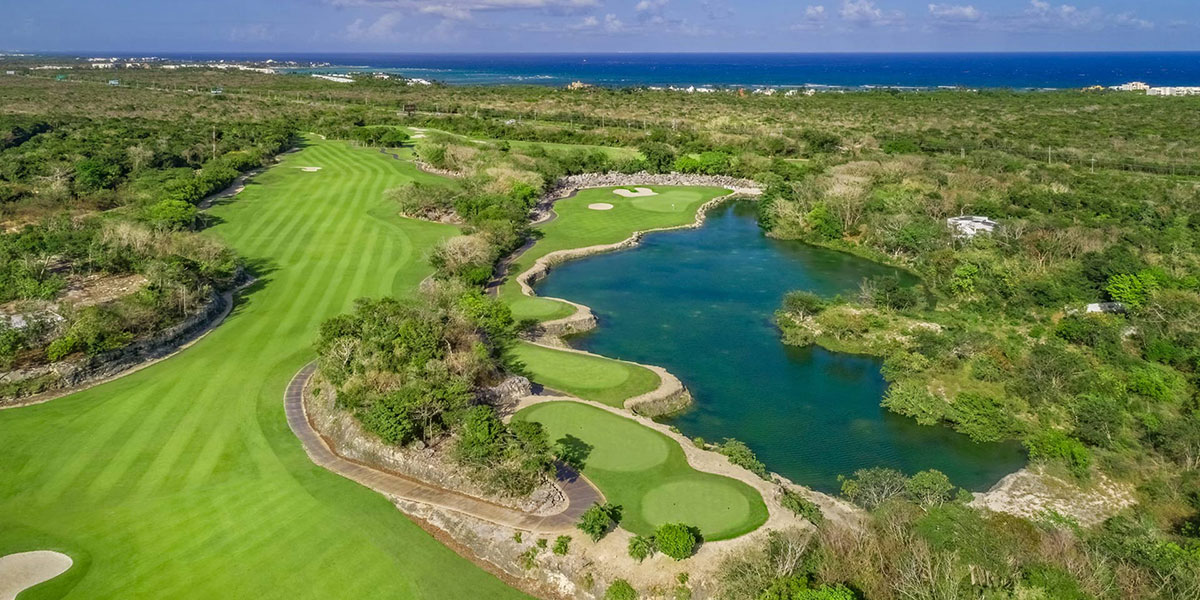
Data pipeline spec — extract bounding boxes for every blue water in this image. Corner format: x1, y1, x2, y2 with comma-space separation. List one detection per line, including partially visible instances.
148, 51, 1200, 88
536, 201, 1026, 493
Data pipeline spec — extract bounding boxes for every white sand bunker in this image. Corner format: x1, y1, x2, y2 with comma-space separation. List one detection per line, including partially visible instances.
588, 203, 615, 211
411, 134, 427, 139
613, 187, 657, 198
0, 551, 73, 600
296, 167, 322, 172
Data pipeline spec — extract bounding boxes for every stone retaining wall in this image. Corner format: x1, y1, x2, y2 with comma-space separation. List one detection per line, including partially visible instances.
1, 289, 229, 404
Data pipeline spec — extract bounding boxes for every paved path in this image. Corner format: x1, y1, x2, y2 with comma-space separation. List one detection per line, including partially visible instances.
284, 363, 602, 533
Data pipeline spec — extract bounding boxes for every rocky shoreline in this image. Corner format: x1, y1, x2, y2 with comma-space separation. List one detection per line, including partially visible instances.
512, 180, 760, 417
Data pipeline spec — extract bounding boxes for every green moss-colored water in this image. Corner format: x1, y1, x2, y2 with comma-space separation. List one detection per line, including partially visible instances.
536, 201, 1026, 493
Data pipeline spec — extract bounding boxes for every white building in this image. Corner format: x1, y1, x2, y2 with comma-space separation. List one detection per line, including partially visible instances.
311, 74, 354, 84
947, 215, 998, 239
1148, 86, 1200, 97
1113, 81, 1150, 92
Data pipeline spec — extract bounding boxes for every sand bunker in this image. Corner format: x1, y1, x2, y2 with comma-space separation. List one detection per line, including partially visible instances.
0, 551, 73, 600
296, 167, 322, 172
613, 187, 657, 198
587, 203, 615, 211
411, 134, 427, 139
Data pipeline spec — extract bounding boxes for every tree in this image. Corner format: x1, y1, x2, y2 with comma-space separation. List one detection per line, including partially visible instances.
628, 534, 655, 562
1106, 273, 1157, 309
781, 291, 827, 318
654, 523, 699, 560
147, 199, 199, 231
638, 142, 676, 174
805, 203, 843, 241
778, 487, 824, 524
839, 467, 908, 509
577, 502, 622, 541
906, 470, 955, 508
605, 579, 637, 600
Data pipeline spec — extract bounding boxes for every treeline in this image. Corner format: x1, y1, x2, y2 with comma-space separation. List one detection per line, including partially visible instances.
0, 112, 294, 224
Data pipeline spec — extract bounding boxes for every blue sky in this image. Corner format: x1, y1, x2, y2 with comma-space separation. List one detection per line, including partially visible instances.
4, 1, 1198, 53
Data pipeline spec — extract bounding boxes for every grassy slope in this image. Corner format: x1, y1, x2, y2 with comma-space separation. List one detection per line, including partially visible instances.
515, 402, 768, 541
0, 139, 528, 599
501, 186, 729, 322
511, 342, 660, 408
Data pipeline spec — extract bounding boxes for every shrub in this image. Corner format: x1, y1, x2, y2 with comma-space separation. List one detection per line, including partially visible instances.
717, 439, 769, 479
605, 579, 637, 600
1024, 430, 1091, 479
905, 469, 955, 507
950, 392, 1022, 443
553, 535, 570, 556
782, 291, 828, 317
778, 487, 825, 524
839, 467, 907, 509
147, 199, 199, 231
628, 534, 655, 562
577, 502, 622, 541
805, 203, 843, 241
882, 381, 947, 426
654, 523, 699, 560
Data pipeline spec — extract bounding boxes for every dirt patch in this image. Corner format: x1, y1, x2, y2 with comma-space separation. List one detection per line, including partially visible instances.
970, 465, 1137, 527
60, 273, 148, 308
0, 551, 73, 600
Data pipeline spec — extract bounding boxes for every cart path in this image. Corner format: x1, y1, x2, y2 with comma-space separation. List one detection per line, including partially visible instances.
284, 363, 603, 533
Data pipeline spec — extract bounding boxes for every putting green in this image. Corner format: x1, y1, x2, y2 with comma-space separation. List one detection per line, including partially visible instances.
0, 138, 529, 599
516, 402, 768, 541
499, 186, 729, 323
512, 342, 660, 408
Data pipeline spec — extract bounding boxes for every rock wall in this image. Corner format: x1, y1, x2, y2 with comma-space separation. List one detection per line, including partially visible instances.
305, 376, 565, 515
1, 286, 235, 405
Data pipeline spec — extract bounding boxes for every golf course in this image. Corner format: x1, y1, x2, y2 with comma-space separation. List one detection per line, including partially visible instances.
510, 342, 661, 407
514, 402, 768, 540
499, 186, 730, 323
0, 138, 529, 599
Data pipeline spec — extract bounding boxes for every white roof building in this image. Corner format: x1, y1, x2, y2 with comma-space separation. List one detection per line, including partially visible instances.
947, 215, 998, 239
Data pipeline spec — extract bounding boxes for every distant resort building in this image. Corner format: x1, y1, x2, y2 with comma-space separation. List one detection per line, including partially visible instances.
567, 80, 592, 90
1086, 302, 1127, 314
1112, 81, 1200, 97
947, 215, 998, 239
312, 73, 354, 84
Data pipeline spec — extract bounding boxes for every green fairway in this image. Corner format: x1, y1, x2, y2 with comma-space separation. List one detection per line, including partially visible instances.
500, 186, 729, 322
511, 342, 660, 408
0, 138, 529, 599
515, 402, 768, 541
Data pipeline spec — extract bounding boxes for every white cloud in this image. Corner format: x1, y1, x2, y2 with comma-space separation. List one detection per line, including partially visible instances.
791, 5, 828, 31
635, 0, 668, 13
229, 23, 275, 42
1112, 12, 1153, 30
570, 13, 625, 33
928, 4, 980, 22
330, 0, 599, 21
839, 0, 903, 27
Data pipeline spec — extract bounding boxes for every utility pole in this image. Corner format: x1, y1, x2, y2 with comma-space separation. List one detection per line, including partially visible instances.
1091, 158, 1096, 174
1048, 146, 1052, 165
211, 125, 217, 162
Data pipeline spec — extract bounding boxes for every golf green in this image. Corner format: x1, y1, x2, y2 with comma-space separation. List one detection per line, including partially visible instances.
0, 138, 529, 599
500, 186, 729, 323
515, 401, 768, 541
511, 342, 660, 408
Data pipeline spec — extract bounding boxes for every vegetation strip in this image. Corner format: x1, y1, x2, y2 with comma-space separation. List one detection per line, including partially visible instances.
285, 363, 603, 532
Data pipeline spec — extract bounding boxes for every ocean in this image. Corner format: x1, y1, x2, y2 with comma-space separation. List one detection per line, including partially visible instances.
149, 52, 1200, 89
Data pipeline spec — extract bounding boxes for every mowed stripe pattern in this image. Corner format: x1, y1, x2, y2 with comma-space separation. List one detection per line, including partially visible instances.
0, 139, 529, 599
